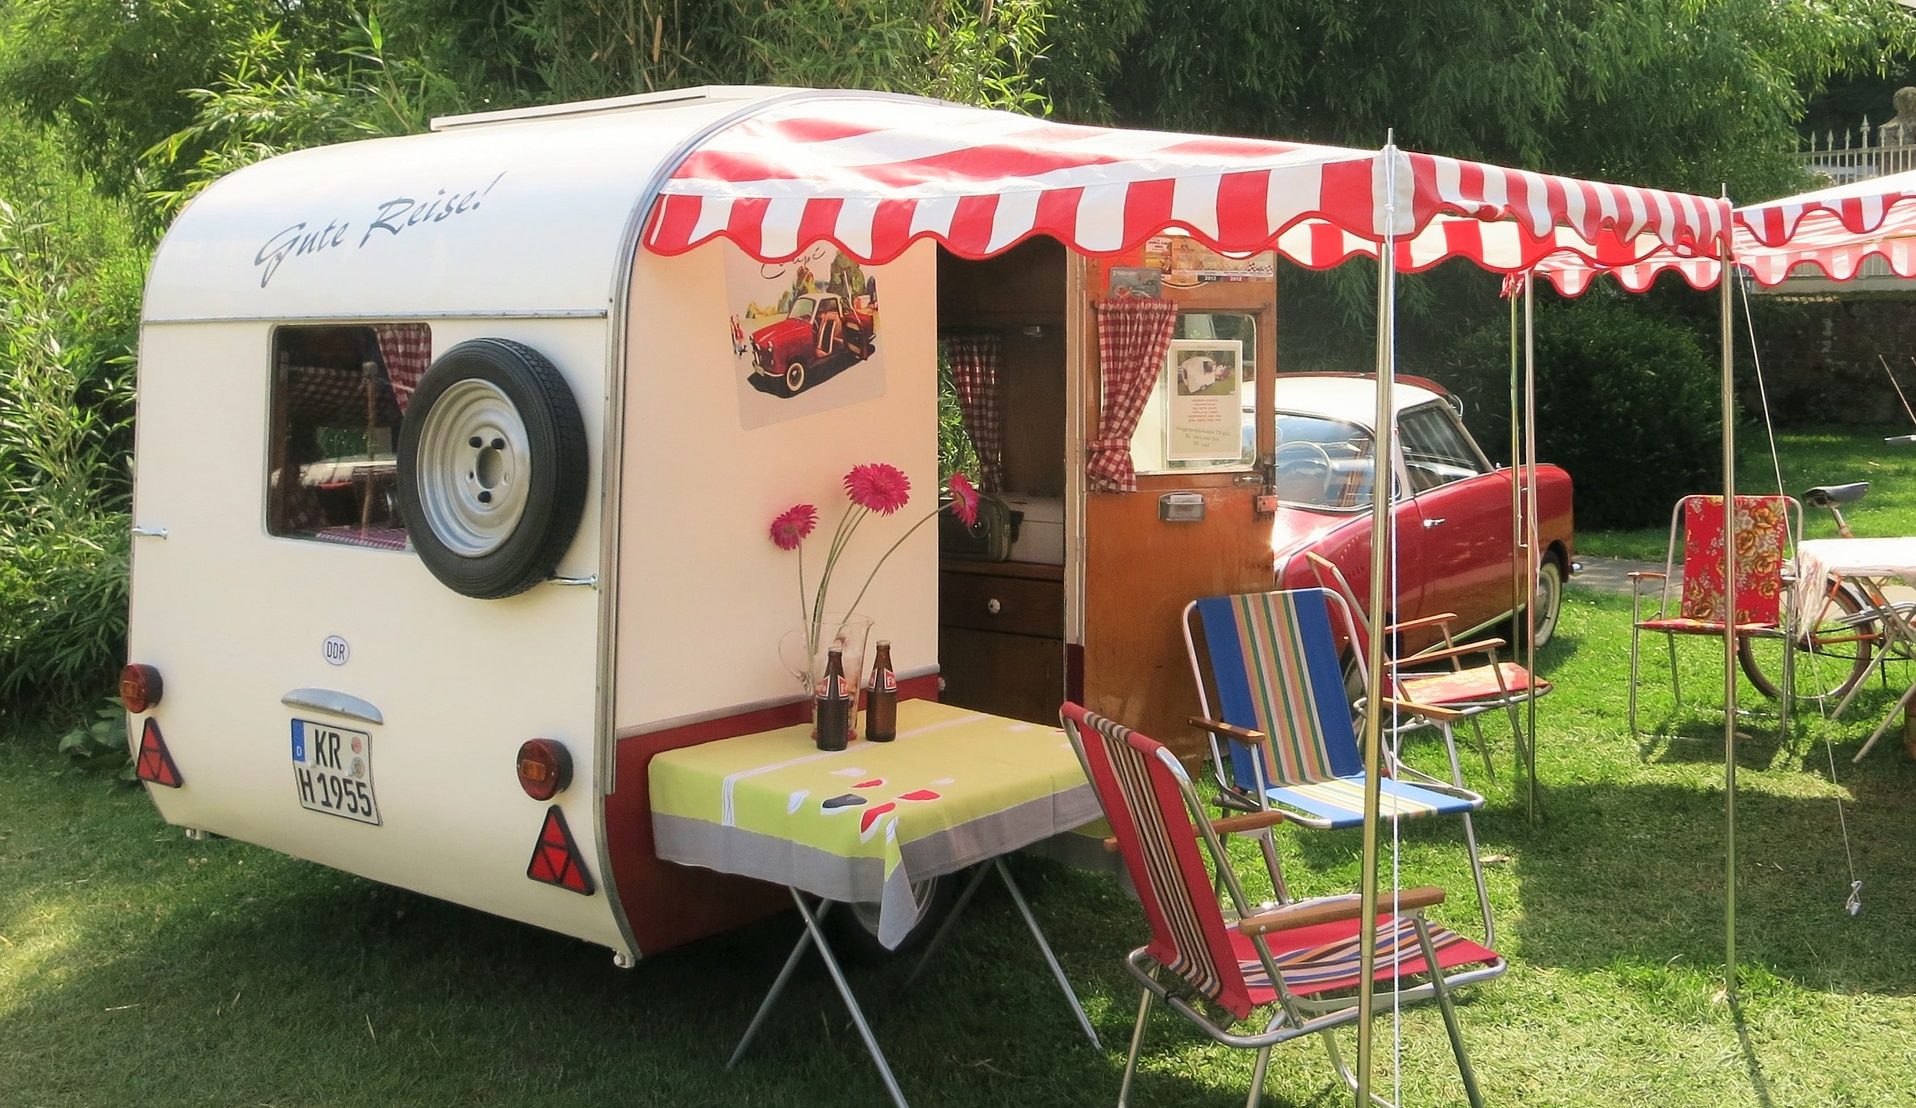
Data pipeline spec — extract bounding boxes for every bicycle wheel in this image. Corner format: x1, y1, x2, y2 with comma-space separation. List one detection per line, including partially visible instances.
1737, 579, 1877, 702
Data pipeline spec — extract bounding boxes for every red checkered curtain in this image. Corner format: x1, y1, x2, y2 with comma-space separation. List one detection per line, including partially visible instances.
944, 333, 1004, 492
1088, 298, 1179, 492
372, 324, 433, 413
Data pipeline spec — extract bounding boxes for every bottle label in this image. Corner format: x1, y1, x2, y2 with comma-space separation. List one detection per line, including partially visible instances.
869, 671, 897, 693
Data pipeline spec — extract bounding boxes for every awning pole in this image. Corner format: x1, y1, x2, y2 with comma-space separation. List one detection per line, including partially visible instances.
1521, 273, 1543, 822
1719, 194, 1739, 996
1355, 139, 1400, 1108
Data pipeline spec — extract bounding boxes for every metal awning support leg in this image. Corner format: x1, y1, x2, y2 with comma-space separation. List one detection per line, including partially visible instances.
1719, 201, 1740, 998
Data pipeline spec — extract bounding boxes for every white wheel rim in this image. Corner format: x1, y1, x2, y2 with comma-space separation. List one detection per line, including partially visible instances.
1534, 562, 1562, 642
416, 379, 530, 558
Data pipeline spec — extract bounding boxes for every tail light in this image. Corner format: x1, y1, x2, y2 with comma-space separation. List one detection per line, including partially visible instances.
121, 664, 164, 712
515, 738, 572, 800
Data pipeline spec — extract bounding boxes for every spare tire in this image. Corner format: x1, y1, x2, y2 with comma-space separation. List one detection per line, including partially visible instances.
398, 338, 587, 599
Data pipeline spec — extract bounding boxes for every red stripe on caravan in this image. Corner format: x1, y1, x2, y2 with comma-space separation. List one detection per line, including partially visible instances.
1214, 170, 1273, 247
1316, 158, 1379, 238
1121, 178, 1175, 245
1158, 134, 1314, 161
758, 115, 889, 145
1302, 222, 1351, 268
854, 142, 1132, 191
726, 196, 773, 259
672, 149, 811, 185
646, 194, 699, 253
1441, 220, 1485, 271
946, 194, 1001, 256
868, 199, 917, 262
796, 198, 844, 252
1032, 186, 1084, 246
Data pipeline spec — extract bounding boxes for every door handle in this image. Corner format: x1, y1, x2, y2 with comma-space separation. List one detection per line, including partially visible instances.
1423, 517, 1447, 528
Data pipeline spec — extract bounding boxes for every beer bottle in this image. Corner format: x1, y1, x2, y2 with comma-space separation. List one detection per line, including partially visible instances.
814, 648, 851, 752
866, 640, 898, 742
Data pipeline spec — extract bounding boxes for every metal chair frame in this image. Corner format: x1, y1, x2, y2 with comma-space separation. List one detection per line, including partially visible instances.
1061, 704, 1497, 1108
1303, 550, 1548, 784
1181, 586, 1497, 949
1628, 494, 1802, 738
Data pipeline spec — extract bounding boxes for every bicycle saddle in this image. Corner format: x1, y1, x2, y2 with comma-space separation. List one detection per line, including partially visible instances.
1803, 482, 1869, 507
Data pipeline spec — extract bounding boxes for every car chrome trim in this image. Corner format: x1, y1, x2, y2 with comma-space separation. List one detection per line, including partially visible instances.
281, 688, 384, 726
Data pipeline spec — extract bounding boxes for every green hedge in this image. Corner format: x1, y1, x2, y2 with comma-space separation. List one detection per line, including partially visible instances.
1439, 294, 1721, 531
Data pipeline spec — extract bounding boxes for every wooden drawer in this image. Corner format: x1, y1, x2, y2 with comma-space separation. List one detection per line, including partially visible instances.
939, 570, 1063, 637
938, 626, 1065, 725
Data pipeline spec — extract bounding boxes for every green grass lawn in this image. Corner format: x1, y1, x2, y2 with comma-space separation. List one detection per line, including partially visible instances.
1576, 423, 1916, 561
6, 597, 1916, 1105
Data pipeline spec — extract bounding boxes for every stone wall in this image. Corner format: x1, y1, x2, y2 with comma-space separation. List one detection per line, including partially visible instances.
1745, 294, 1916, 426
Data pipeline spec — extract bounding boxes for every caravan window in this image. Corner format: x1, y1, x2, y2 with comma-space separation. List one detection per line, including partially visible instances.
266, 324, 432, 549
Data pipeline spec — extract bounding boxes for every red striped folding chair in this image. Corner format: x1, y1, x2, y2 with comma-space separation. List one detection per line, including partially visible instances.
1060, 703, 1499, 1108
1628, 494, 1799, 737
1304, 551, 1550, 783
1182, 586, 1495, 945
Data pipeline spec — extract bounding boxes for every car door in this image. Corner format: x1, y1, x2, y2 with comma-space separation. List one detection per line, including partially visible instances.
1396, 402, 1514, 633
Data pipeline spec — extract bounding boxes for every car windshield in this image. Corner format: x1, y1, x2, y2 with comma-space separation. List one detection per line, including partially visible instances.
790, 296, 817, 321
1273, 413, 1378, 510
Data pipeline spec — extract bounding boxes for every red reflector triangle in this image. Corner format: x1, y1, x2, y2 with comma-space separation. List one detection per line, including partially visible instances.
135, 718, 183, 789
525, 805, 595, 896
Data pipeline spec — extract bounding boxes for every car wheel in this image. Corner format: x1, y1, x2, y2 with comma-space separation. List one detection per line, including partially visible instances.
830, 872, 964, 962
398, 338, 588, 599
784, 360, 806, 394
1528, 554, 1565, 648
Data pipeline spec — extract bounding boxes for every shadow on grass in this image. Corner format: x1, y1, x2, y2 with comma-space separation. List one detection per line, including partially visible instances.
0, 838, 1157, 1108
1497, 778, 1916, 996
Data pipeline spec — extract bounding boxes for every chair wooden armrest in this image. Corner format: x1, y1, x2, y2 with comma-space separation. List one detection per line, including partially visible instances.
1236, 886, 1446, 936
1189, 716, 1266, 746
1103, 809, 1288, 851
1213, 810, 1288, 836
1379, 697, 1466, 722
1398, 641, 1504, 666
1387, 612, 1461, 636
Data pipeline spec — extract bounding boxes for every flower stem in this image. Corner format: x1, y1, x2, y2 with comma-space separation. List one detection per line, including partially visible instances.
840, 505, 945, 621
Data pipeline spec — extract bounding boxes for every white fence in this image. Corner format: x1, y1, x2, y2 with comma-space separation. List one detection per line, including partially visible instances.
1795, 120, 1916, 183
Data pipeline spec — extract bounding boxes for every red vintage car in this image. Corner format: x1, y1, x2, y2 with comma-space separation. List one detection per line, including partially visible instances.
750, 290, 877, 396
1267, 373, 1573, 656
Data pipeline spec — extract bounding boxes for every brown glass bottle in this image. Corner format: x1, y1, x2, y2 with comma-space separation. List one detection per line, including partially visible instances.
866, 640, 898, 742
814, 648, 851, 751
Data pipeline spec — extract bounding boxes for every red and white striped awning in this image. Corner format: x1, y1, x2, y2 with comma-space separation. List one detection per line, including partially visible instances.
1537, 168, 1916, 295
644, 92, 1727, 273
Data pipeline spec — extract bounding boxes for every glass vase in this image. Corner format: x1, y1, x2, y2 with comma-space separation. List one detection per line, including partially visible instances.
778, 612, 873, 745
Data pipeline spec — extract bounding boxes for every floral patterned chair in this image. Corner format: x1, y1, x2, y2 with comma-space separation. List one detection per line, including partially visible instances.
1628, 494, 1799, 737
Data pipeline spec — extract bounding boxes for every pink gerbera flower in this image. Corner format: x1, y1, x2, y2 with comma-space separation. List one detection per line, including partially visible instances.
769, 503, 818, 551
844, 462, 911, 516
947, 473, 979, 528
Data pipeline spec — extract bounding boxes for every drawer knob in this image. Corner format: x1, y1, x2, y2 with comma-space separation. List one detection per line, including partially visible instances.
986, 597, 1002, 616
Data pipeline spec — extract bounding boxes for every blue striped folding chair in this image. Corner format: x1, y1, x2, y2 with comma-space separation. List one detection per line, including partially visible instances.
1060, 702, 1499, 1108
1182, 587, 1496, 945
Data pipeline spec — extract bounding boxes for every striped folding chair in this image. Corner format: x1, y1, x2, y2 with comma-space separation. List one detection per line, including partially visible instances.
1060, 703, 1500, 1108
1182, 587, 1495, 945
1304, 550, 1551, 784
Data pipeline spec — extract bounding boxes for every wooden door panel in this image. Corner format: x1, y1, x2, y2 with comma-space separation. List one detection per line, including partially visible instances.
1084, 480, 1274, 760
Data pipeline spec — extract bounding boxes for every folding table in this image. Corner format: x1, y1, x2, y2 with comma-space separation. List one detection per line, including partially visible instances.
1793, 536, 1916, 760
649, 699, 1103, 1107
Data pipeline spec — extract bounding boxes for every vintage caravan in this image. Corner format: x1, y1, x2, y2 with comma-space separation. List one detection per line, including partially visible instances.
128, 85, 1603, 964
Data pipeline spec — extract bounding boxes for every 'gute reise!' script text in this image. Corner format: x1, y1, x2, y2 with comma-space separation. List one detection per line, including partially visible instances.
253, 172, 507, 289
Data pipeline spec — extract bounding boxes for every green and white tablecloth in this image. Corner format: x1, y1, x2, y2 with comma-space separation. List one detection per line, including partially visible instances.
649, 700, 1100, 949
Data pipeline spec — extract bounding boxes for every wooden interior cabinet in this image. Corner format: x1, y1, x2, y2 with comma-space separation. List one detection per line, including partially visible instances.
937, 559, 1064, 724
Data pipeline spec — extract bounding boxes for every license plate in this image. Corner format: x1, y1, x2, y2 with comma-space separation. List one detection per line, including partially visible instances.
290, 719, 381, 825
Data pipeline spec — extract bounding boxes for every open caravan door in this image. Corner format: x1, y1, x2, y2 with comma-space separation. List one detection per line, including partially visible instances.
1075, 248, 1278, 755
